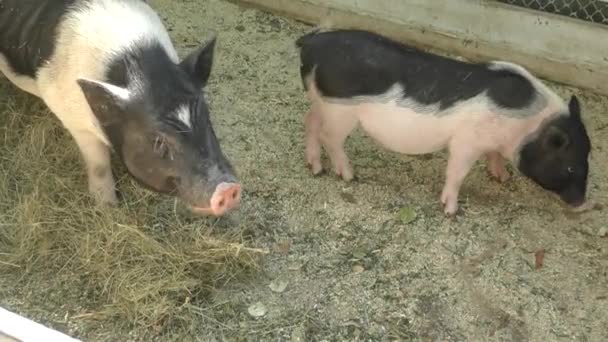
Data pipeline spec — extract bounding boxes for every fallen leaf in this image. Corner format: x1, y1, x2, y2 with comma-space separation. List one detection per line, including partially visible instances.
273, 240, 291, 255
269, 278, 288, 293
351, 247, 367, 260
247, 302, 267, 317
534, 249, 545, 270
398, 207, 417, 224
340, 192, 357, 204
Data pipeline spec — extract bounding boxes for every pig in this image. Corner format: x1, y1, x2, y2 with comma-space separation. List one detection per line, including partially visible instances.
0, 0, 241, 216
295, 29, 592, 215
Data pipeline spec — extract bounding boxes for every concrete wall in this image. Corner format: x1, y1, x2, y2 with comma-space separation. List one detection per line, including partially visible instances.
234, 0, 608, 96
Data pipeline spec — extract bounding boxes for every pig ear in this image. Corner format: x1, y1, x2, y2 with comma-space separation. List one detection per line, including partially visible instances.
77, 78, 131, 127
180, 35, 217, 88
543, 125, 570, 151
568, 95, 581, 120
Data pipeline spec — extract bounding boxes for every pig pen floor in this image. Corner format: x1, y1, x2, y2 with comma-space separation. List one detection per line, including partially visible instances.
1, 0, 607, 341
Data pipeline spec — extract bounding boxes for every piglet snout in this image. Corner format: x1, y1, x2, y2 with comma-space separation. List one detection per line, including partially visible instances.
190, 182, 241, 217
208, 182, 241, 216
190, 183, 241, 216
568, 200, 594, 213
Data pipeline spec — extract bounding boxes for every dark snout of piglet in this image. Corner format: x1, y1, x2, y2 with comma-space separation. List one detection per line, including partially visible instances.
559, 185, 586, 208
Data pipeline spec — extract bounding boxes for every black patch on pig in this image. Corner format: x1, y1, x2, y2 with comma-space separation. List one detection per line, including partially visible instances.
517, 96, 591, 206
0, 0, 79, 78
79, 38, 236, 206
104, 41, 227, 162
296, 29, 536, 111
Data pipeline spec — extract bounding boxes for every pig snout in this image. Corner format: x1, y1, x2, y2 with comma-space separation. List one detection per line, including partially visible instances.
190, 182, 241, 217
559, 187, 586, 209
209, 182, 242, 216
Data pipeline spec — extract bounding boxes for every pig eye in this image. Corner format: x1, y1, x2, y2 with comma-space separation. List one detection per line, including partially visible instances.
567, 166, 575, 174
153, 136, 174, 160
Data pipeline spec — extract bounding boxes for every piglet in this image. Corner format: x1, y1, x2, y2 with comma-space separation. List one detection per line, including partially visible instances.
296, 29, 592, 215
0, 0, 240, 216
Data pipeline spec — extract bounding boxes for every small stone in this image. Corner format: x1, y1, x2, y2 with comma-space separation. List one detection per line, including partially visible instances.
269, 278, 288, 293
247, 302, 267, 318
352, 265, 365, 273
290, 324, 306, 342
598, 226, 608, 237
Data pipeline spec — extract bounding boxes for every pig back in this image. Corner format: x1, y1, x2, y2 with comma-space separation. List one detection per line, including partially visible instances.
0, 0, 78, 78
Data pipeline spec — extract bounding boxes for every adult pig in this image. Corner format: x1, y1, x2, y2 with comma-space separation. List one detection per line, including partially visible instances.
0, 0, 240, 216
296, 29, 591, 215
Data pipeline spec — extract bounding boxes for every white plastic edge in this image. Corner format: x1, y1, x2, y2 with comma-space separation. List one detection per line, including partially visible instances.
0, 307, 81, 342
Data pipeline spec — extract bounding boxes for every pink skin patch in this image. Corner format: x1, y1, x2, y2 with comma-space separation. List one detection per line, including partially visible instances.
190, 182, 241, 217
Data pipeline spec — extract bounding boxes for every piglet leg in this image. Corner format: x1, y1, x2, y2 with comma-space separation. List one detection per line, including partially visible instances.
485, 151, 510, 182
72, 131, 118, 205
441, 143, 482, 216
305, 108, 323, 175
318, 110, 358, 182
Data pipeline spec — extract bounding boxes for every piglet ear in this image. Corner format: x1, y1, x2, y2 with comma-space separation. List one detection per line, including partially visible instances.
77, 78, 131, 127
543, 125, 570, 151
568, 95, 581, 120
180, 35, 217, 88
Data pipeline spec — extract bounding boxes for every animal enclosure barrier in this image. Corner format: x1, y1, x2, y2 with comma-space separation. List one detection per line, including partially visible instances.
497, 0, 608, 25
234, 0, 608, 96
0, 307, 81, 342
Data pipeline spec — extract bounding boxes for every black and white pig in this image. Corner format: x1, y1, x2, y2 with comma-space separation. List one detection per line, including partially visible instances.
0, 0, 241, 216
296, 29, 592, 215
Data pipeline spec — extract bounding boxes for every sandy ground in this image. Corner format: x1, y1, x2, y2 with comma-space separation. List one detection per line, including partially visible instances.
1, 0, 607, 340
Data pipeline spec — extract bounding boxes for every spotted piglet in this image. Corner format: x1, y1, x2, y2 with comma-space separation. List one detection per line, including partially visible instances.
296, 29, 592, 215
0, 0, 241, 216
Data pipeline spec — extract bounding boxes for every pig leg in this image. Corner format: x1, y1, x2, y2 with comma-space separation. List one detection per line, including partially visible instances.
305, 107, 323, 175
319, 109, 358, 181
485, 152, 510, 182
71, 131, 118, 205
440, 142, 483, 215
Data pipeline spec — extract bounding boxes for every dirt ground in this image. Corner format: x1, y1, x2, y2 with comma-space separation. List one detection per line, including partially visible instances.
1, 0, 607, 341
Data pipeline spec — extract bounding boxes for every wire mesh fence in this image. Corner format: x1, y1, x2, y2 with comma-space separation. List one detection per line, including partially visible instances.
495, 0, 608, 25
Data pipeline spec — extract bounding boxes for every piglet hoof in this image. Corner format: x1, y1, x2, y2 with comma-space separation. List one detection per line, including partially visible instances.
334, 166, 354, 182
440, 192, 460, 217
336, 171, 354, 182
443, 206, 460, 218
92, 192, 118, 208
489, 167, 511, 183
89, 185, 118, 204
307, 162, 324, 176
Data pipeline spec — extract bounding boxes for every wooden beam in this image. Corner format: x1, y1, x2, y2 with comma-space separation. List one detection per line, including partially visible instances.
231, 0, 608, 96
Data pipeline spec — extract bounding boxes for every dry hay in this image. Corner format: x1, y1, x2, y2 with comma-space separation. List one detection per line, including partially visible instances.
0, 83, 266, 338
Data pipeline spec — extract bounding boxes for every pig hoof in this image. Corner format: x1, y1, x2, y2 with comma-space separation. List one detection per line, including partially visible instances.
335, 166, 354, 182
440, 193, 459, 216
489, 168, 510, 183
443, 206, 459, 217
337, 171, 354, 182
93, 193, 118, 207
307, 162, 324, 176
